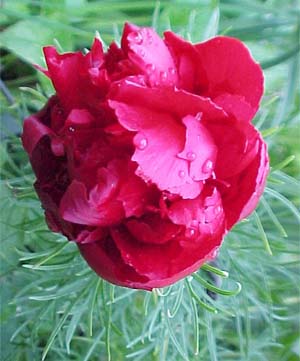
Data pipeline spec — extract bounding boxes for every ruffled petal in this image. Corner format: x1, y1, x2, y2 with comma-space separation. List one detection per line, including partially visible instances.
213, 93, 255, 122
64, 109, 94, 128
84, 37, 104, 68
122, 23, 178, 87
22, 96, 65, 157
168, 187, 226, 243
117, 169, 154, 218
111, 215, 225, 288
43, 46, 84, 111
164, 31, 197, 92
60, 180, 124, 226
78, 237, 151, 289
109, 100, 203, 199
177, 114, 217, 181
203, 116, 261, 179
194, 36, 264, 118
125, 215, 181, 245
220, 138, 269, 229
76, 227, 107, 244
22, 115, 53, 156
109, 79, 227, 122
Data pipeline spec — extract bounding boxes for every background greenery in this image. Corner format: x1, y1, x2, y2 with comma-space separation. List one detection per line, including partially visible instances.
0, 0, 299, 360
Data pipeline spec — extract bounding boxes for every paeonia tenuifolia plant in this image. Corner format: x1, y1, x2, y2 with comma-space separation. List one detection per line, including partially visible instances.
22, 23, 269, 290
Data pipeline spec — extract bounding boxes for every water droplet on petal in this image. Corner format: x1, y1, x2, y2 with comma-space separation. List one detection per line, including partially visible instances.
160, 71, 168, 82
68, 126, 75, 132
202, 159, 213, 173
128, 31, 143, 45
243, 139, 249, 153
195, 113, 202, 121
138, 138, 147, 150
146, 63, 156, 73
168, 67, 176, 75
178, 170, 185, 178
214, 205, 221, 215
187, 151, 196, 161
185, 228, 196, 238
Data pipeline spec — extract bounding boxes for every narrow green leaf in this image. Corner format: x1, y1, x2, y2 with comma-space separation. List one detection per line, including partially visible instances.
201, 263, 229, 278
271, 155, 296, 172
82, 329, 105, 361
253, 211, 273, 255
163, 297, 189, 361
88, 279, 102, 337
42, 301, 75, 361
193, 273, 242, 296
260, 196, 288, 237
185, 279, 218, 313
265, 187, 300, 222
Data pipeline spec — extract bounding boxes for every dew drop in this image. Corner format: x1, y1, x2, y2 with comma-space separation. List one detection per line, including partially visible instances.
243, 140, 249, 153
134, 136, 148, 150
146, 63, 156, 73
202, 159, 213, 173
185, 228, 196, 238
195, 113, 202, 121
68, 126, 75, 132
178, 170, 185, 178
214, 205, 221, 215
128, 31, 143, 45
186, 151, 196, 161
168, 67, 176, 76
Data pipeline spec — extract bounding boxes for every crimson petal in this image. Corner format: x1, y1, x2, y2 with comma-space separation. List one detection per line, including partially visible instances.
122, 23, 178, 87
60, 180, 124, 226
109, 80, 227, 122
43, 46, 84, 111
194, 36, 264, 118
221, 138, 269, 229
109, 100, 203, 199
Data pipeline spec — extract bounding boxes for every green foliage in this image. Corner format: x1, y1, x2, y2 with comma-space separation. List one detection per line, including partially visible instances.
1, 0, 299, 360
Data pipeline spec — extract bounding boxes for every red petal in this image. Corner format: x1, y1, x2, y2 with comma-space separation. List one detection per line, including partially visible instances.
221, 138, 269, 229
194, 36, 264, 118
60, 180, 124, 226
122, 24, 178, 87
64, 109, 94, 128
76, 227, 106, 244
117, 170, 153, 218
85, 38, 104, 68
43, 46, 84, 111
168, 187, 225, 241
109, 100, 203, 199
177, 114, 217, 181
204, 116, 261, 179
111, 219, 225, 288
126, 215, 181, 245
109, 80, 227, 122
78, 237, 151, 289
164, 31, 197, 92
22, 115, 53, 156
213, 93, 255, 122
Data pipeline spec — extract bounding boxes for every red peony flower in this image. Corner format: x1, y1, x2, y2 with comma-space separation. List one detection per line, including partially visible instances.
22, 23, 269, 290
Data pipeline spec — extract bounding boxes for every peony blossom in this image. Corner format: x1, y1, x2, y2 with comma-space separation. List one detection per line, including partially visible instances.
22, 23, 269, 290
